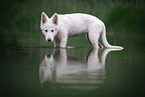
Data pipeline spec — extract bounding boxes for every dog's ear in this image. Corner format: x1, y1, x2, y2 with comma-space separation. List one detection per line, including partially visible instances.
41, 12, 49, 24
52, 13, 58, 25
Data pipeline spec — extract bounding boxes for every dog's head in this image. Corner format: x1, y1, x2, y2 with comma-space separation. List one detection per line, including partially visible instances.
40, 12, 59, 42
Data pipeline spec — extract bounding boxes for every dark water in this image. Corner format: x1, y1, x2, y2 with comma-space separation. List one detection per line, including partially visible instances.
1, 0, 145, 97
1, 47, 145, 97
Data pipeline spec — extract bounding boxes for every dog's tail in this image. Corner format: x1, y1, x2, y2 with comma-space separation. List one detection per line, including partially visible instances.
102, 25, 123, 50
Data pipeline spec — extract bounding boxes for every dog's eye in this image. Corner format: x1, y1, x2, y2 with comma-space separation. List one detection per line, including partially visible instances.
45, 30, 48, 32
51, 30, 54, 32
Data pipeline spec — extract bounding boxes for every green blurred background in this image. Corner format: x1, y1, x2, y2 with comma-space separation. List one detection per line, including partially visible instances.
1, 1, 145, 97
0, 0, 145, 49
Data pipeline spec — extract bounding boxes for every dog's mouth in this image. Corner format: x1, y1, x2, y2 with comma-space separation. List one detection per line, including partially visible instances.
46, 39, 53, 42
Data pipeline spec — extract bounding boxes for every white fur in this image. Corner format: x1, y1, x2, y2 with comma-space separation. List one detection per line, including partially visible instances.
40, 12, 123, 49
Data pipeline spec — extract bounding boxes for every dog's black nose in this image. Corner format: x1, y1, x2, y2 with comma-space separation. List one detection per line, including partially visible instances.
47, 39, 51, 42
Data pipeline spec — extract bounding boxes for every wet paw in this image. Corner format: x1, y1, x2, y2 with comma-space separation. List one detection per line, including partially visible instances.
67, 46, 76, 48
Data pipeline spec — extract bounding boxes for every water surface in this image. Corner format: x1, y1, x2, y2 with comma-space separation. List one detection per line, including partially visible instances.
1, 0, 145, 97
1, 46, 145, 97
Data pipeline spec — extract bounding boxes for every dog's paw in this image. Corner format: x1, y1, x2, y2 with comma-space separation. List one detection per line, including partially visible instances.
67, 46, 76, 48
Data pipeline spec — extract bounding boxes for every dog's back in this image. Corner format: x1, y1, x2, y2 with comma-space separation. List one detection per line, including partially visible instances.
57, 13, 104, 36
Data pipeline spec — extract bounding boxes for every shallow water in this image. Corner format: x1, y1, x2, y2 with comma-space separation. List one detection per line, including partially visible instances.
1, 0, 145, 97
1, 46, 145, 97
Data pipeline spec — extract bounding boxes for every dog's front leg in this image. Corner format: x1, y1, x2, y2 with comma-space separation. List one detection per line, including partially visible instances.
54, 38, 60, 48
60, 35, 68, 48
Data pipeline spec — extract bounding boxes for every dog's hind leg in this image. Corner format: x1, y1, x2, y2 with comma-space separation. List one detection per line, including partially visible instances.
88, 32, 101, 49
88, 25, 102, 49
86, 33, 103, 48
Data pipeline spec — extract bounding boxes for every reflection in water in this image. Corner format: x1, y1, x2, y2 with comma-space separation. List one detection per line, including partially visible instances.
39, 48, 122, 90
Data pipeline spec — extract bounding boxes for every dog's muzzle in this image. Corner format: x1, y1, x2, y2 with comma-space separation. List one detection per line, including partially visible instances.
47, 39, 52, 42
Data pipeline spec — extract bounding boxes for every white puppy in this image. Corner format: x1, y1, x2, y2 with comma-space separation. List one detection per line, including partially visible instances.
40, 12, 123, 49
